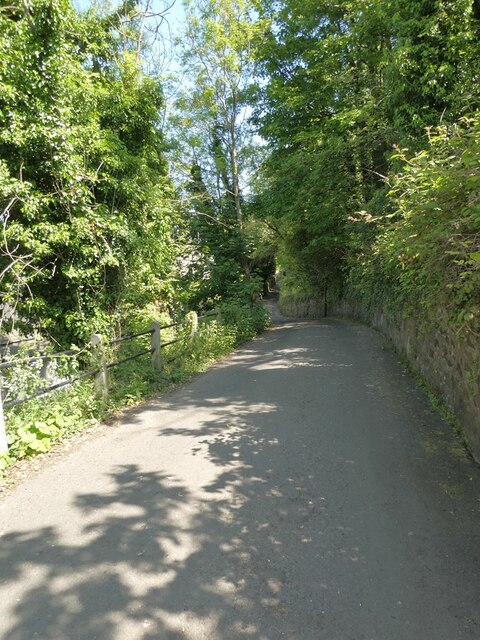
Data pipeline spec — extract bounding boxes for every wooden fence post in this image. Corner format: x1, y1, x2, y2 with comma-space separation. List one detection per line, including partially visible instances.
151, 322, 162, 370
0, 388, 8, 454
187, 311, 198, 339
90, 333, 108, 402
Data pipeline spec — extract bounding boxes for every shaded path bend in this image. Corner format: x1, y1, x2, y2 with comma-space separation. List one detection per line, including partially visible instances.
1, 318, 480, 639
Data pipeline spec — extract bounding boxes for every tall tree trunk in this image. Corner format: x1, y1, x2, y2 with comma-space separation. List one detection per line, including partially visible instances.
229, 96, 249, 275
229, 106, 243, 230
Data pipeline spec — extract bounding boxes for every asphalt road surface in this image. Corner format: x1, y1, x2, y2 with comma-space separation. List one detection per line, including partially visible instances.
1, 315, 480, 639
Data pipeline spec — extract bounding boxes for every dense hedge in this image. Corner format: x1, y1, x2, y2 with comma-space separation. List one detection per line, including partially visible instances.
348, 115, 480, 335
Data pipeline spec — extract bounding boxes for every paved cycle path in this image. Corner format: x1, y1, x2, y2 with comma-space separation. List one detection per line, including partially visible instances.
1, 317, 480, 639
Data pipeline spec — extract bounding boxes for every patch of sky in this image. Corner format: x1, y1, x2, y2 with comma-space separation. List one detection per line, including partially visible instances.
73, 0, 185, 73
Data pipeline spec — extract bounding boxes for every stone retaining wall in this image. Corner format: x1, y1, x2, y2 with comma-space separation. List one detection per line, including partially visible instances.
278, 296, 325, 320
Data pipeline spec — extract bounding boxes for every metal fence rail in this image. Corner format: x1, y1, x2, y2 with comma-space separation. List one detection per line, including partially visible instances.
0, 309, 219, 453
106, 348, 154, 370
3, 367, 101, 410
0, 338, 50, 363
0, 347, 88, 370
109, 328, 154, 346
0, 337, 36, 348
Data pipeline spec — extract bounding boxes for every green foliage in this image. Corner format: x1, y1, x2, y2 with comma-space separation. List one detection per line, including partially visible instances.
252, 0, 395, 294
162, 318, 236, 382
171, 0, 270, 307
255, 137, 356, 293
160, 301, 269, 384
0, 343, 82, 405
0, 0, 177, 344
5, 381, 101, 460
252, 0, 480, 327
220, 299, 270, 344
349, 115, 480, 332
